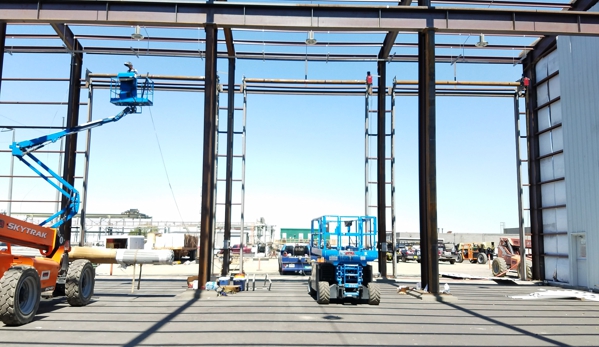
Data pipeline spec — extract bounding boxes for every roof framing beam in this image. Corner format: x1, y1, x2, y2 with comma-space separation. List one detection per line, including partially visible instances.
4, 33, 537, 51
217, 0, 235, 58
50, 23, 82, 52
525, 0, 598, 65
3, 1, 599, 36
223, 28, 235, 58
2, 46, 523, 64
378, 0, 407, 60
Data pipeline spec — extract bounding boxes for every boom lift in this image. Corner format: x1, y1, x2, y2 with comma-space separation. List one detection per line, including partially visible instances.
308, 215, 380, 305
0, 67, 153, 325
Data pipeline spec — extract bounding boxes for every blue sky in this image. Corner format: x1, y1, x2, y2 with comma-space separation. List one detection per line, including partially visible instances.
0, 23, 529, 234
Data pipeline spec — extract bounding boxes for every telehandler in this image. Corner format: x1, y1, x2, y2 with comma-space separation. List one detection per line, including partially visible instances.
0, 65, 153, 325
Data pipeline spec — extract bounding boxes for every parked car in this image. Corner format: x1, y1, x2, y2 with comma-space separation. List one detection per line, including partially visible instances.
414, 243, 458, 264
438, 243, 458, 264
398, 245, 419, 262
218, 244, 252, 255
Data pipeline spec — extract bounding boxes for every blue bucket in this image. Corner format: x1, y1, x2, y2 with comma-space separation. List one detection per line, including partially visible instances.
233, 279, 245, 291
218, 277, 229, 286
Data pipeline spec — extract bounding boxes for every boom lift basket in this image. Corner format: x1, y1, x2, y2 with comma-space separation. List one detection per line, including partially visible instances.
110, 72, 154, 107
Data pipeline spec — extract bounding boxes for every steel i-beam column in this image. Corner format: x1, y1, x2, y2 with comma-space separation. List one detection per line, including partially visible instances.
0, 22, 6, 96
60, 52, 83, 244
222, 57, 235, 276
418, 28, 439, 294
198, 23, 218, 288
524, 64, 544, 280
377, 59, 387, 277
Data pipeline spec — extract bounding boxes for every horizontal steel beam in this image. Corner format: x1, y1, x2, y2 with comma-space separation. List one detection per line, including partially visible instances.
4, 45, 523, 64
5, 33, 536, 51
1, 2, 599, 35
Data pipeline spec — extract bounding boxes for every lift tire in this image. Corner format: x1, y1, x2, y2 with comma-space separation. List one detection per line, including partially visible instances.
401, 256, 407, 263
526, 260, 533, 280
66, 260, 95, 306
477, 253, 487, 264
492, 258, 508, 277
456, 253, 463, 263
316, 281, 330, 304
449, 259, 456, 265
518, 260, 533, 280
367, 283, 381, 305
0, 267, 41, 326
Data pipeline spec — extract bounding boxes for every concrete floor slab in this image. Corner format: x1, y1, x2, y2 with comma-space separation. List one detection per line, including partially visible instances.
1, 275, 598, 346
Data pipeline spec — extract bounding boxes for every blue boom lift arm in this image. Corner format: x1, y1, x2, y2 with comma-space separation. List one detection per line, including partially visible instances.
9, 69, 154, 231
9, 105, 138, 229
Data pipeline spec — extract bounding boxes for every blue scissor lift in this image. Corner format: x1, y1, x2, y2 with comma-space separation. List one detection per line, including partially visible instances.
307, 215, 381, 305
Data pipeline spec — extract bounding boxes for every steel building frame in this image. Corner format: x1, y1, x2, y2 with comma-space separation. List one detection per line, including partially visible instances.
519, 0, 598, 283
2, 0, 599, 293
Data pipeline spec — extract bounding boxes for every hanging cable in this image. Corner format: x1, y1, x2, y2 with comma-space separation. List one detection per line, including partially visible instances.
147, 107, 186, 225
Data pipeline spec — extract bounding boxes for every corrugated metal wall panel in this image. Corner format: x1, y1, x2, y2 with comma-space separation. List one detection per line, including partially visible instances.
557, 31, 599, 289
535, 48, 569, 283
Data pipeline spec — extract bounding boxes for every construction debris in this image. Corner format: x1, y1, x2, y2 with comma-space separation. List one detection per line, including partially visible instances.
440, 272, 520, 285
509, 289, 599, 302
397, 286, 413, 294
441, 272, 486, 280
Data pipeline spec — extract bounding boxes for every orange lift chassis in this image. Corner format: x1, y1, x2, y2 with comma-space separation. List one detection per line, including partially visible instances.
0, 65, 154, 326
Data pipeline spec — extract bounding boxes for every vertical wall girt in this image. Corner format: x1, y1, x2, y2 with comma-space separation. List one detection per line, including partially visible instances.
376, 28, 398, 277
79, 83, 94, 246
524, 63, 544, 280
222, 58, 235, 276
513, 93, 527, 280
0, 22, 6, 96
240, 78, 247, 273
376, 60, 387, 278
60, 52, 83, 244
391, 79, 397, 277
212, 81, 219, 278
198, 23, 218, 287
418, 28, 439, 294
365, 92, 370, 217
1, 22, 10, 216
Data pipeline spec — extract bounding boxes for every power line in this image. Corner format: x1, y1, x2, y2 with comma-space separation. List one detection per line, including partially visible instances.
147, 107, 186, 226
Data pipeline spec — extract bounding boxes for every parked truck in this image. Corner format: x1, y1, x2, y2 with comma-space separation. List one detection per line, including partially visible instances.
307, 215, 380, 305
278, 243, 315, 275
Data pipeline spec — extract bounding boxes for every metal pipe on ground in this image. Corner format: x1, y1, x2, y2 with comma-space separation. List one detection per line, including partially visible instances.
69, 246, 174, 265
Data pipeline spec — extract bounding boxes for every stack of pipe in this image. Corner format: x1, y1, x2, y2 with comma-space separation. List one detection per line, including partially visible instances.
69, 246, 174, 265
